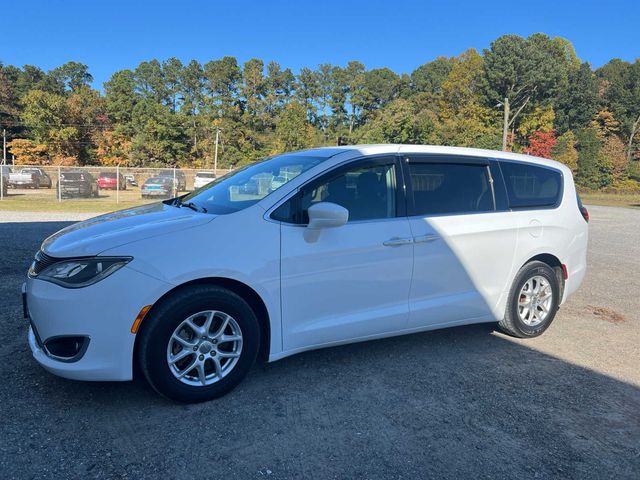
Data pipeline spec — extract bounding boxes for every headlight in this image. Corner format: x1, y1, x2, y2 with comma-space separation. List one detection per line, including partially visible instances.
33, 257, 132, 288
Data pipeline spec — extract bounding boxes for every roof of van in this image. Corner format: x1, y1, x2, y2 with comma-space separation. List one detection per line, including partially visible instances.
301, 144, 568, 172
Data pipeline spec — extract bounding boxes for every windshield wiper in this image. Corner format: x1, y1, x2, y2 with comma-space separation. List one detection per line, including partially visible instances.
179, 201, 207, 213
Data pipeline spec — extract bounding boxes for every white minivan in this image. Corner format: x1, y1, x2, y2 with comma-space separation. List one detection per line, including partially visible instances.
24, 145, 588, 402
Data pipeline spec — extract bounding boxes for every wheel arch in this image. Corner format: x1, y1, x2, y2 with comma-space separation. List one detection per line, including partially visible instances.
133, 277, 272, 374
525, 253, 562, 270
521, 252, 565, 299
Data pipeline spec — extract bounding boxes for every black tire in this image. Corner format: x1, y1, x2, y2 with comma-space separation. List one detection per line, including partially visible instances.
137, 285, 260, 403
499, 261, 560, 338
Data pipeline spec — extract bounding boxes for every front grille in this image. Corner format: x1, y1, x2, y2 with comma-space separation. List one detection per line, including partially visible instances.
30, 250, 58, 276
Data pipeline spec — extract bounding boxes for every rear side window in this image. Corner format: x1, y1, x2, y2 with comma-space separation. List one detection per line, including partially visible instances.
407, 163, 494, 216
500, 162, 562, 208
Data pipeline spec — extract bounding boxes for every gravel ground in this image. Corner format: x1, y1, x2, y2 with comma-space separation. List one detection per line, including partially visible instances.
0, 206, 638, 479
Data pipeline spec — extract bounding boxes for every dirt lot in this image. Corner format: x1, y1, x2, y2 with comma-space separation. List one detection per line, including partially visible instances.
0, 205, 638, 479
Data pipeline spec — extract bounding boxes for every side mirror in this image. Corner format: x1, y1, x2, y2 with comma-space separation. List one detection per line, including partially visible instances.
305, 202, 348, 242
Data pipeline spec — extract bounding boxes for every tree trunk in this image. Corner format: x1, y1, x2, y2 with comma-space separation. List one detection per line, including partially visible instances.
193, 120, 197, 150
349, 106, 357, 135
627, 114, 640, 162
502, 97, 510, 151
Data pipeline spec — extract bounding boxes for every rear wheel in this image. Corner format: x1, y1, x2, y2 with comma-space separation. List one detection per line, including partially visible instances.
137, 285, 260, 403
499, 261, 560, 338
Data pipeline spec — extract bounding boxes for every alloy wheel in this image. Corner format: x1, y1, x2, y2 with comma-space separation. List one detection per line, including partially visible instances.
517, 275, 553, 327
167, 310, 243, 386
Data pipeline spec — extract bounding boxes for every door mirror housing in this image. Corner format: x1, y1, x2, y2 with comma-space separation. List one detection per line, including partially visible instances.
304, 202, 348, 242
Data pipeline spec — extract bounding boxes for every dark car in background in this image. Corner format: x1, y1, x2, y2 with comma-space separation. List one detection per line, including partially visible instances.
159, 169, 186, 191
141, 176, 175, 199
97, 172, 126, 190
57, 170, 99, 198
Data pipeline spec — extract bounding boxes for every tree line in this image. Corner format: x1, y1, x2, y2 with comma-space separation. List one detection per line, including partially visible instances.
0, 33, 639, 191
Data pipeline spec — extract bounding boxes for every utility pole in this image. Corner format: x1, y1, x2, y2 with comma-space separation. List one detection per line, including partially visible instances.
1, 130, 4, 200
214, 127, 220, 174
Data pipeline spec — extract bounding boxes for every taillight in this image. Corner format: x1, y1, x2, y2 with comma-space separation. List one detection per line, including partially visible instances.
580, 206, 589, 223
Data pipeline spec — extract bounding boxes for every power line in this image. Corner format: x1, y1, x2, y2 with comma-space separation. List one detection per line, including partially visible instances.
0, 120, 113, 128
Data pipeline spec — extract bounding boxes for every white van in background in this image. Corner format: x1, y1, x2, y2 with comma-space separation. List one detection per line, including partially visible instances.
193, 171, 217, 189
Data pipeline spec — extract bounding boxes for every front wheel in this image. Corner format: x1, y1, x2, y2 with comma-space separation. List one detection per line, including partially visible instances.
499, 261, 561, 338
137, 285, 260, 403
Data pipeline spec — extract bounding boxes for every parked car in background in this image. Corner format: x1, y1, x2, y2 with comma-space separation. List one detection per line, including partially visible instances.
97, 172, 126, 190
57, 170, 99, 198
9, 167, 52, 188
159, 169, 186, 191
141, 176, 175, 199
239, 178, 259, 195
124, 174, 138, 187
0, 165, 9, 197
194, 171, 216, 189
23, 145, 588, 403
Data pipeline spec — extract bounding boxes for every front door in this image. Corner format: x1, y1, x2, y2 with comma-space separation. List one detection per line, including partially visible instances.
277, 157, 414, 352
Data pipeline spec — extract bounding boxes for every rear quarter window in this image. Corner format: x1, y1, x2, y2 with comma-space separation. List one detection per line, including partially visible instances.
500, 161, 562, 209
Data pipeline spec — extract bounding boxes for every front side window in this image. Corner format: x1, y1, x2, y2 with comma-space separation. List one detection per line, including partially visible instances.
407, 162, 494, 216
178, 152, 330, 214
273, 160, 397, 223
500, 161, 562, 208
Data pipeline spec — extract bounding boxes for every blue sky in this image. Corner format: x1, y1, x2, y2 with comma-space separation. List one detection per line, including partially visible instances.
2, 0, 638, 89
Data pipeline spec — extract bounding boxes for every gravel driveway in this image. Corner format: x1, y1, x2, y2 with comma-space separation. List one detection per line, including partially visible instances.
0, 206, 638, 479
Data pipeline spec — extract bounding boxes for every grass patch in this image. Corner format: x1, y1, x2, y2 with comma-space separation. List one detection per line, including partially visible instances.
579, 192, 640, 209
0, 188, 157, 213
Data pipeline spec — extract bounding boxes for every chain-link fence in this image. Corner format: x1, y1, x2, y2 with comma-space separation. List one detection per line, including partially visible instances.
0, 165, 233, 208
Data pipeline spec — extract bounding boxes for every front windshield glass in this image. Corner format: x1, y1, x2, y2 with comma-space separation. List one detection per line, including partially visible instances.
177, 152, 329, 214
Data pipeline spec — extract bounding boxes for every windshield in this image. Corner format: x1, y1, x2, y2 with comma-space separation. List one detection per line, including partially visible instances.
62, 172, 86, 181
178, 152, 329, 214
146, 177, 172, 184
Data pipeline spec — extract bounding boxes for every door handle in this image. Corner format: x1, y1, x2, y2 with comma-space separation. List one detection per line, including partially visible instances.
383, 237, 413, 247
413, 234, 440, 244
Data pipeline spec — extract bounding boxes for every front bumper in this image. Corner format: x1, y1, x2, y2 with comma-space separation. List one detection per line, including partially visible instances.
25, 265, 173, 381
142, 189, 171, 197
60, 188, 91, 197
10, 181, 37, 187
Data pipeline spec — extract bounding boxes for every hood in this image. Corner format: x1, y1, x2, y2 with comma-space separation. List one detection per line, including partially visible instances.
41, 202, 215, 257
